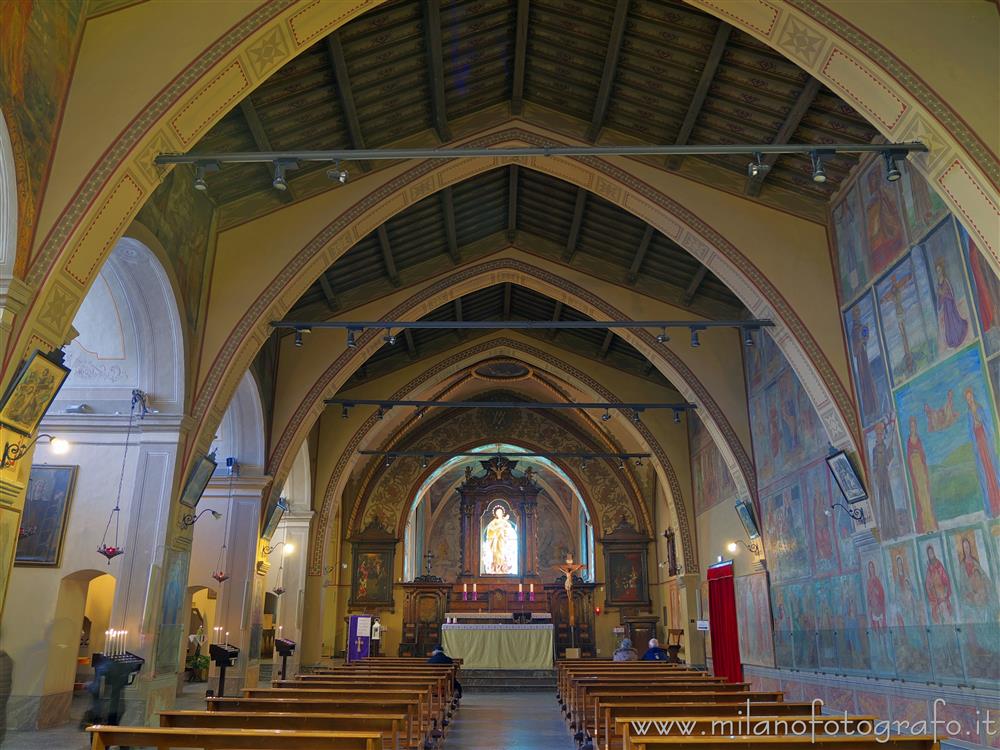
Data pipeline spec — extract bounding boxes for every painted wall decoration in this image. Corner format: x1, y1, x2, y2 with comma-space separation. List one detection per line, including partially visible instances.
844, 293, 892, 428
688, 413, 738, 515
832, 183, 869, 303
858, 157, 907, 278
961, 226, 1000, 358
15, 464, 76, 566
0, 506, 19, 617
945, 525, 999, 682
0, 0, 85, 258
734, 572, 774, 667
863, 418, 913, 541
155, 546, 190, 674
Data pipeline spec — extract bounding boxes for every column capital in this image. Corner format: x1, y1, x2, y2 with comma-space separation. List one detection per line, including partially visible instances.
202, 474, 273, 499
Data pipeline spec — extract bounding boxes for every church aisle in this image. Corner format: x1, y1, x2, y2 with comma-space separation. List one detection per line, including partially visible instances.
446, 691, 574, 749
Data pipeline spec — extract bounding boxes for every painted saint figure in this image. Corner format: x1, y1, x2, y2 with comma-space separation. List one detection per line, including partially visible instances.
870, 421, 901, 540
850, 306, 879, 420
482, 506, 517, 575
905, 416, 937, 532
865, 561, 887, 632
934, 259, 969, 349
923, 545, 954, 624
963, 388, 1000, 516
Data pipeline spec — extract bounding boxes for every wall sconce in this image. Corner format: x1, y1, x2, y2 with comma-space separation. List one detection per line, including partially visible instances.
827, 502, 865, 525
1, 434, 70, 469
263, 541, 295, 556
727, 539, 762, 556
179, 508, 222, 530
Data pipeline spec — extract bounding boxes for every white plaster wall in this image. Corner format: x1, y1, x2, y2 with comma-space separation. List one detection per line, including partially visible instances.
0, 109, 16, 295
209, 371, 265, 476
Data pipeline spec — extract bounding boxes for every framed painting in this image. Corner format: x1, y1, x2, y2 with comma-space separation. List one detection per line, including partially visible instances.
606, 550, 648, 605
261, 496, 289, 541
178, 452, 216, 509
349, 520, 397, 608
734, 499, 760, 539
827, 450, 867, 503
15, 465, 77, 566
0, 350, 70, 436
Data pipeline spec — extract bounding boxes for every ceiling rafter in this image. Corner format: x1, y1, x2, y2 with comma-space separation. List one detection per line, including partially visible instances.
502, 283, 513, 320
325, 31, 370, 172
683, 265, 709, 305
511, 0, 530, 116
317, 272, 339, 312
423, 0, 451, 142
376, 225, 401, 287
404, 329, 418, 359
745, 76, 822, 197
239, 99, 293, 203
587, 0, 631, 142
626, 225, 655, 285
598, 330, 615, 359
507, 165, 519, 241
453, 297, 465, 339
562, 187, 588, 261
441, 186, 460, 264
548, 300, 563, 340
666, 21, 731, 171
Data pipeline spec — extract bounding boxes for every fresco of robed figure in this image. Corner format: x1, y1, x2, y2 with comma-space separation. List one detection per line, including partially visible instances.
481, 504, 518, 575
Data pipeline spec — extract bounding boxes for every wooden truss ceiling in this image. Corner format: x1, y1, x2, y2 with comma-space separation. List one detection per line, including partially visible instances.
341, 282, 676, 388
288, 166, 744, 321
194, 0, 879, 224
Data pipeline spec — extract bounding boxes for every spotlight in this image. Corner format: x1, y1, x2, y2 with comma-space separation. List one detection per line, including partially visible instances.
746, 152, 769, 178
689, 327, 701, 348
272, 159, 299, 191
656, 328, 670, 344
810, 151, 827, 183
673, 410, 681, 424
294, 330, 303, 347
384, 329, 397, 345
743, 327, 755, 347
377, 407, 385, 420
192, 160, 218, 191
421, 456, 429, 469
882, 150, 902, 182
631, 410, 641, 424
341, 404, 350, 419
346, 329, 357, 348
327, 160, 349, 184
601, 409, 612, 422
618, 458, 626, 470
635, 458, 643, 467
581, 457, 588, 469
385, 456, 392, 468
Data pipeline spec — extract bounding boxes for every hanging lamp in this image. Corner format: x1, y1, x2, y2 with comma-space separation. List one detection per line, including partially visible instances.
272, 529, 288, 596
98, 390, 147, 562
211, 458, 238, 583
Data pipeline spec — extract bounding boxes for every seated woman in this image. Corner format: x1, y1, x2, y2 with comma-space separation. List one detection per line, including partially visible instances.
613, 638, 638, 661
641, 638, 670, 661
428, 646, 462, 698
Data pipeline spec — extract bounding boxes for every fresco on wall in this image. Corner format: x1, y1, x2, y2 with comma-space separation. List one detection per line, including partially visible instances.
945, 525, 999, 682
136, 167, 215, 329
844, 292, 892, 427
883, 540, 930, 679
155, 546, 190, 673
0, 0, 84, 257
761, 481, 811, 583
876, 248, 940, 385
859, 548, 893, 674
961, 226, 1000, 358
535, 497, 575, 581
858, 157, 907, 277
806, 462, 839, 576
918, 220, 975, 352
895, 346, 1000, 526
863, 419, 913, 541
832, 184, 869, 302
735, 572, 774, 667
689, 413, 738, 515
429, 496, 461, 581
898, 165, 949, 246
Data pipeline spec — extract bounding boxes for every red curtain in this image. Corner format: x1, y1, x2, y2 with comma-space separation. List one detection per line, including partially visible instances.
707, 561, 743, 683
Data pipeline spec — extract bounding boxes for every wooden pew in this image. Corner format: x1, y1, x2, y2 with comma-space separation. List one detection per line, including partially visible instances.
86, 725, 383, 749
160, 710, 406, 750
569, 678, 744, 728
207, 696, 423, 750
273, 675, 452, 717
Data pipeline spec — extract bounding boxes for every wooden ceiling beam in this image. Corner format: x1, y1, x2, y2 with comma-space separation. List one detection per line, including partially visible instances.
599, 330, 615, 359
547, 300, 563, 340
746, 76, 821, 197
325, 32, 370, 172
587, 0, 630, 142
403, 329, 418, 359
563, 187, 588, 261
423, 0, 451, 142
502, 282, 513, 320
239, 99, 293, 203
453, 297, 465, 340
511, 0, 530, 115
626, 225, 655, 284
667, 21, 731, 170
507, 165, 519, 241
442, 186, 460, 264
683, 265, 709, 305
317, 272, 339, 312
376, 225, 401, 287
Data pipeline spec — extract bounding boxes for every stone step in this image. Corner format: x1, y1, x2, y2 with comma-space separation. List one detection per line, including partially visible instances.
461, 669, 556, 692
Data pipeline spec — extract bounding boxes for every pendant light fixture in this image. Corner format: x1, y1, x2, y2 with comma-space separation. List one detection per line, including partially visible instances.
98, 390, 147, 562
211, 458, 239, 583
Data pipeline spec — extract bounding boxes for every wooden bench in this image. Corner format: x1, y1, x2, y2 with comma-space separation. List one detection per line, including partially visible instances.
628, 736, 939, 750
570, 679, 751, 728
160, 710, 407, 750
86, 724, 383, 749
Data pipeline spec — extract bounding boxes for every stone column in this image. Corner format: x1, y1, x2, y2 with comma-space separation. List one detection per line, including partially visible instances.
264, 509, 313, 677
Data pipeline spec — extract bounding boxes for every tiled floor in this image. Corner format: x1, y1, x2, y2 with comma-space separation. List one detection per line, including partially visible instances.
1, 686, 574, 749
447, 691, 575, 749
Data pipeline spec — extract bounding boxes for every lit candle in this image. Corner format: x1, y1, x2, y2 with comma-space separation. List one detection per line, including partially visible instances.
518, 583, 523, 593
225, 631, 230, 644
463, 583, 467, 593
472, 583, 477, 594
104, 630, 110, 654
278, 626, 283, 637
122, 631, 128, 655
529, 583, 534, 593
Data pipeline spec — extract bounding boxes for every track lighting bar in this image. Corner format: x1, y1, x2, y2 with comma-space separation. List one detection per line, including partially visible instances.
362, 450, 650, 460
274, 318, 771, 331
328, 398, 695, 414
156, 142, 925, 166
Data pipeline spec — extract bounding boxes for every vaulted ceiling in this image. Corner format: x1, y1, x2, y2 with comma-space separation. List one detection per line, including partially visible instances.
194, 0, 880, 227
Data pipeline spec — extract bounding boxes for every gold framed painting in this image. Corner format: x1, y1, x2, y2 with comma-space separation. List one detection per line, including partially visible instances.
15, 465, 77, 567
0, 350, 71, 436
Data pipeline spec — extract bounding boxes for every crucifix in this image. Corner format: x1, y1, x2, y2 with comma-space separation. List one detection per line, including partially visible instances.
355, 636, 364, 654
423, 551, 435, 576
557, 554, 586, 649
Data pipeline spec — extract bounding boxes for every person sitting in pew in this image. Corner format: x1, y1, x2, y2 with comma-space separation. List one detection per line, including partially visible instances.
428, 646, 462, 699
613, 638, 638, 661
641, 638, 670, 661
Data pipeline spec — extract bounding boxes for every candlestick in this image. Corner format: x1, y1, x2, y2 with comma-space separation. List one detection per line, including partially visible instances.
225, 631, 230, 644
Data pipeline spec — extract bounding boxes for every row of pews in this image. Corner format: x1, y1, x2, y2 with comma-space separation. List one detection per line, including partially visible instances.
87, 657, 461, 749
556, 660, 941, 750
